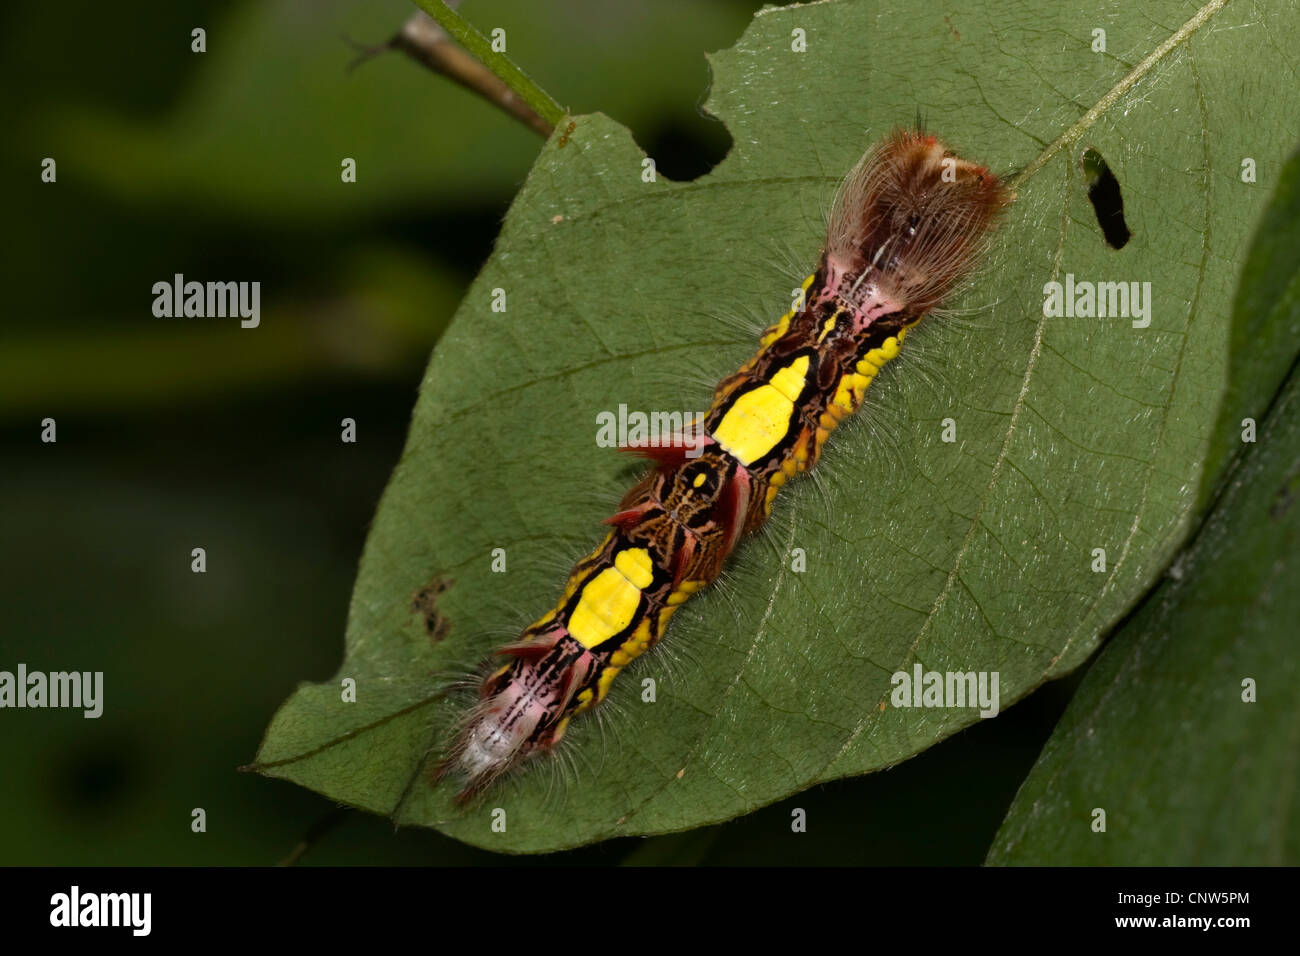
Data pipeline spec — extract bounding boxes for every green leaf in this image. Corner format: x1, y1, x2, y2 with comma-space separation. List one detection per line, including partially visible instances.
252, 0, 1300, 852
1199, 144, 1300, 504
987, 147, 1300, 866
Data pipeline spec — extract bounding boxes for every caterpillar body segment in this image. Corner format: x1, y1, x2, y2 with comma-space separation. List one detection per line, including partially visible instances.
441, 523, 724, 801
440, 130, 1011, 800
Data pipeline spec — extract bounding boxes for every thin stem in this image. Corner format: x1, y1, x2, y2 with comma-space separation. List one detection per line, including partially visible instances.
408, 0, 566, 129
383, 13, 554, 137
277, 806, 350, 866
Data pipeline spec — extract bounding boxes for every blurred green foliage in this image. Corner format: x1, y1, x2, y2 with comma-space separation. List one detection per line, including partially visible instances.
0, 0, 751, 418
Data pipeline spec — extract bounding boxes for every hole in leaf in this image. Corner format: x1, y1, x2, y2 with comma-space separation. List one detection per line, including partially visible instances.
1082, 148, 1131, 249
639, 116, 733, 182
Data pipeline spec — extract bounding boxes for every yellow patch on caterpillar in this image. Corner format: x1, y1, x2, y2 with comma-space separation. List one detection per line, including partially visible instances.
764, 460, 801, 512
769, 356, 810, 403
763, 481, 780, 513
813, 418, 844, 458
759, 313, 791, 350
858, 335, 904, 375
614, 547, 654, 589
545, 532, 616, 616
591, 619, 657, 703
596, 665, 622, 702
610, 618, 653, 668
665, 578, 704, 606
831, 371, 874, 412
712, 356, 810, 465
568, 548, 653, 648
761, 275, 817, 348
551, 714, 573, 741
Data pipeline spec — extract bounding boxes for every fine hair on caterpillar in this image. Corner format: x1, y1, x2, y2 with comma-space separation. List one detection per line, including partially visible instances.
754, 235, 820, 292
701, 302, 778, 347
436, 128, 1011, 803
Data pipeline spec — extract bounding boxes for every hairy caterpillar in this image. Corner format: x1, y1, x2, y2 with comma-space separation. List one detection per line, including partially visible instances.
438, 129, 1011, 800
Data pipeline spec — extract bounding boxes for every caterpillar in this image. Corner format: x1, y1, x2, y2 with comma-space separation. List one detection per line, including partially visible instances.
438, 129, 1011, 801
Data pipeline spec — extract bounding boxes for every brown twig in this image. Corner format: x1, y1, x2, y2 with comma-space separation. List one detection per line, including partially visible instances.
348, 9, 554, 139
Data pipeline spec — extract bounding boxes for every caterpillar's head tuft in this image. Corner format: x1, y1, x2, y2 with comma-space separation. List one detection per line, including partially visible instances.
825, 128, 1011, 318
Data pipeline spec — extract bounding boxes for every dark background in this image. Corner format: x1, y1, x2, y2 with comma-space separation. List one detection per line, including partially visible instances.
0, 0, 1083, 865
